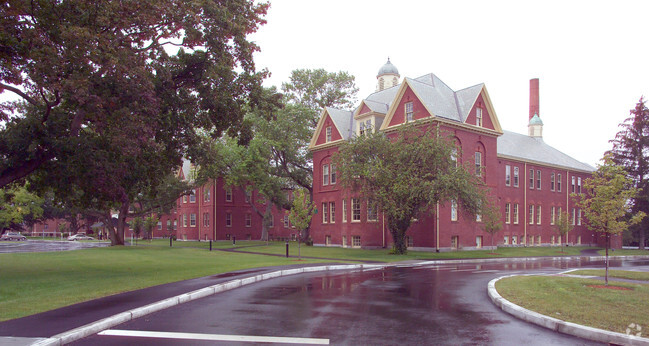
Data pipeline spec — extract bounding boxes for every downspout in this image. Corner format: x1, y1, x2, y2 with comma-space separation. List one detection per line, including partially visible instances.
382, 213, 385, 248
213, 179, 217, 241
524, 162, 527, 247
198, 186, 202, 241
566, 170, 570, 245
436, 202, 440, 252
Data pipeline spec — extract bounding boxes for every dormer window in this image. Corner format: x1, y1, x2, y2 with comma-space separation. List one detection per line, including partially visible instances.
476, 108, 483, 127
405, 102, 413, 123
326, 126, 332, 142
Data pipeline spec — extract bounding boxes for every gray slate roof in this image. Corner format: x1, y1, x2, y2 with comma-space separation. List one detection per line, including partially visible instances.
497, 131, 594, 172
326, 107, 354, 140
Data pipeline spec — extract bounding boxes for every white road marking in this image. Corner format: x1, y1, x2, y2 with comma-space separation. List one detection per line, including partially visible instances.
98, 329, 330, 344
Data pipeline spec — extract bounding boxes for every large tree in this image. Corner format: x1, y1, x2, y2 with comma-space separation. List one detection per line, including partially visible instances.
334, 125, 489, 254
577, 153, 645, 284
0, 1, 269, 244
609, 97, 649, 249
0, 183, 44, 233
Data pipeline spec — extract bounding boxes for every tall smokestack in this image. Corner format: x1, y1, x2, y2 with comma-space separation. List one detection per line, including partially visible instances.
529, 78, 539, 120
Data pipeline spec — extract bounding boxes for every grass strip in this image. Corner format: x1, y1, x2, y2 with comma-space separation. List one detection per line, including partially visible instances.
496, 275, 649, 334
569, 269, 649, 281
0, 246, 330, 321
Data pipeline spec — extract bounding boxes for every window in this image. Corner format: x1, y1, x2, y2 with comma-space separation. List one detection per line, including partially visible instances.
157, 221, 162, 230
512, 235, 518, 245
513, 167, 519, 187
406, 236, 414, 248
571, 208, 576, 225
536, 205, 542, 225
577, 177, 582, 194
326, 126, 332, 142
451, 236, 459, 249
551, 206, 555, 225
352, 198, 361, 221
528, 205, 534, 225
359, 122, 365, 136
269, 215, 274, 228
365, 120, 371, 133
529, 169, 534, 189
475, 152, 482, 176
571, 176, 576, 193
551, 173, 555, 191
330, 164, 336, 184
183, 214, 187, 227
476, 108, 483, 127
367, 201, 378, 221
577, 209, 582, 225
557, 174, 562, 192
537, 235, 542, 245
405, 102, 414, 122
245, 190, 251, 204
330, 202, 335, 223
322, 164, 330, 185
342, 235, 347, 247
226, 213, 232, 227
505, 203, 511, 224
352, 236, 361, 248
342, 199, 347, 223
190, 190, 196, 203
505, 165, 511, 186
451, 148, 458, 167
203, 213, 209, 227
204, 188, 211, 202
476, 236, 483, 248
225, 187, 232, 202
325, 235, 331, 246
322, 202, 328, 224
513, 204, 519, 224
183, 195, 187, 203
187, 213, 195, 226
166, 220, 171, 229
283, 215, 289, 228
536, 170, 541, 189
551, 235, 555, 245
245, 213, 252, 227
504, 235, 509, 245
451, 200, 458, 221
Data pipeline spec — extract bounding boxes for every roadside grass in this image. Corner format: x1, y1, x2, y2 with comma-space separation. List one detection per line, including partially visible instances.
222, 242, 592, 261
0, 246, 330, 321
597, 249, 649, 256
569, 269, 649, 281
496, 275, 649, 334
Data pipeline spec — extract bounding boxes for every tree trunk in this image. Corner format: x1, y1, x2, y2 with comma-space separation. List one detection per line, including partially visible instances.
605, 233, 610, 286
260, 204, 272, 242
388, 218, 410, 254
639, 227, 646, 250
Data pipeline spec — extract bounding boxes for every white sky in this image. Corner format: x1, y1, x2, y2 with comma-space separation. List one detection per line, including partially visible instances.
250, 0, 649, 167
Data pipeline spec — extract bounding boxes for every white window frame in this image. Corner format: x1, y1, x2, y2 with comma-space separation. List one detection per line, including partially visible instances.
322, 202, 328, 224
405, 102, 414, 122
505, 203, 511, 224
245, 213, 252, 227
342, 199, 347, 223
476, 107, 483, 127
326, 126, 332, 142
329, 202, 335, 223
505, 165, 511, 186
451, 200, 458, 221
226, 213, 232, 227
330, 164, 336, 184
513, 203, 519, 224
513, 167, 519, 187
351, 198, 361, 222
475, 152, 482, 176
322, 164, 330, 186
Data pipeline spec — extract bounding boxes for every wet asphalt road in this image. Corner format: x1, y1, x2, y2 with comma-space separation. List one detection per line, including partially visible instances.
0, 240, 110, 253
72, 257, 649, 346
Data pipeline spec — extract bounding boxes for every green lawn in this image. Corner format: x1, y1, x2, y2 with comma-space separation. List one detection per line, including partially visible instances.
222, 242, 593, 261
0, 246, 329, 321
569, 269, 649, 281
496, 275, 649, 334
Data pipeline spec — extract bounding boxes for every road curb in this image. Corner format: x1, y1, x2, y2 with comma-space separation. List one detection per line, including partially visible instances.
487, 275, 649, 346
32, 263, 386, 346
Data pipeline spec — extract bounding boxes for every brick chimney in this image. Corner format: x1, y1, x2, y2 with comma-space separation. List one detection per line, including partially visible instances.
528, 78, 543, 138
529, 78, 539, 120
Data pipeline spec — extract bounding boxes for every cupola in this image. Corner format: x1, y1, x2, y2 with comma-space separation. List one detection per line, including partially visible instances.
376, 58, 400, 91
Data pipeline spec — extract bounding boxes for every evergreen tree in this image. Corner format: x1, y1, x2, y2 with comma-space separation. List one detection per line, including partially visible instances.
609, 97, 649, 249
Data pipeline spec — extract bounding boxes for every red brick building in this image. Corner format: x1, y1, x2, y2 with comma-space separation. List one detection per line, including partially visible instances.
309, 60, 615, 250
160, 163, 295, 242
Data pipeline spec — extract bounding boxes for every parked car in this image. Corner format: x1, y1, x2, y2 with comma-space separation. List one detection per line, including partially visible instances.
67, 234, 95, 241
1, 232, 27, 241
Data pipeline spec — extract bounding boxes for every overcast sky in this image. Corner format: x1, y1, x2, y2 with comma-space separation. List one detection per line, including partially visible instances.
250, 0, 649, 167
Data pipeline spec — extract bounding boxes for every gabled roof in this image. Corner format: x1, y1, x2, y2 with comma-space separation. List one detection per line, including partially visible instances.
497, 131, 594, 172
308, 107, 354, 149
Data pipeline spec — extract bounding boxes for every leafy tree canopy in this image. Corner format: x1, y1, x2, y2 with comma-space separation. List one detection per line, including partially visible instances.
609, 97, 649, 248
334, 125, 490, 254
0, 183, 44, 233
0, 0, 269, 245
577, 153, 645, 284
